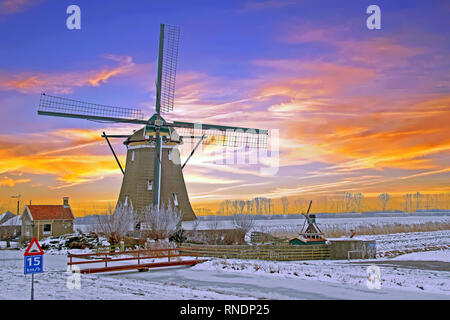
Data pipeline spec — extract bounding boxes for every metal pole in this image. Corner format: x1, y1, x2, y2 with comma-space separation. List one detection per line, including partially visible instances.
102, 132, 125, 175
182, 134, 206, 169
31, 273, 34, 300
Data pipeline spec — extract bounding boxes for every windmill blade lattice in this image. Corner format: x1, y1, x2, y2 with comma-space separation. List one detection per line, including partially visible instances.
176, 127, 268, 149
38, 93, 146, 124
159, 24, 180, 113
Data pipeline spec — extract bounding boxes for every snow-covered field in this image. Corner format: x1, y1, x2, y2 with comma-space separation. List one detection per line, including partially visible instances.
192, 250, 450, 296
74, 213, 450, 234
182, 214, 450, 232
0, 246, 448, 300
1, 214, 448, 300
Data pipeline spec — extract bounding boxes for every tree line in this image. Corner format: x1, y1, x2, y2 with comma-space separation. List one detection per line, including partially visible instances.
201, 192, 450, 215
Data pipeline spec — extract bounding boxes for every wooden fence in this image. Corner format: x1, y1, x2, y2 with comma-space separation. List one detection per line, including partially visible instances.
178, 243, 330, 261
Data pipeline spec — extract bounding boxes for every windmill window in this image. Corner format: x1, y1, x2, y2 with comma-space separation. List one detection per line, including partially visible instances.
173, 193, 179, 207
168, 150, 172, 161
43, 224, 51, 235
147, 180, 153, 190
26, 224, 31, 236
131, 151, 135, 161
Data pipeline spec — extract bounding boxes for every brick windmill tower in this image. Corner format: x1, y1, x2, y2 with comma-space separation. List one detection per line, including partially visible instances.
38, 24, 268, 222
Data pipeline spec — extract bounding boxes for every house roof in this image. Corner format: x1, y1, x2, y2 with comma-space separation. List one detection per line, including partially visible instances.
25, 205, 75, 221
0, 215, 21, 226
0, 211, 15, 224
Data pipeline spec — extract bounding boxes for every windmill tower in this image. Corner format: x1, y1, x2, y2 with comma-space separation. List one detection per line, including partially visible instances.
37, 24, 268, 223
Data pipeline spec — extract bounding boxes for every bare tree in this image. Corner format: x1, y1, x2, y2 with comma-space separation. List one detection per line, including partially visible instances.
280, 197, 289, 215
232, 213, 255, 234
245, 200, 254, 214
353, 193, 364, 213
238, 200, 246, 214
94, 202, 136, 245
413, 192, 423, 212
402, 193, 412, 213
378, 193, 391, 212
140, 203, 182, 240
0, 226, 18, 248
344, 192, 354, 213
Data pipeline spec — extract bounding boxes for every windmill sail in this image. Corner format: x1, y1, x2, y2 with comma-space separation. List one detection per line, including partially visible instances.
38, 93, 146, 124
172, 121, 269, 149
156, 24, 180, 114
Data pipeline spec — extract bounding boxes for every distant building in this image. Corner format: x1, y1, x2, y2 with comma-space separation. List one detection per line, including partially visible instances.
0, 211, 15, 224
0, 212, 21, 241
21, 197, 75, 240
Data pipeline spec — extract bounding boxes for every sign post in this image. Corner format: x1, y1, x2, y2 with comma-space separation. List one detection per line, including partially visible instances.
24, 237, 44, 300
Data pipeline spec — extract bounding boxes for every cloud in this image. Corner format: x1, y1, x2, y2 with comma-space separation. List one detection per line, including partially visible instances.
0, 176, 30, 187
0, 55, 142, 94
0, 0, 44, 14
238, 0, 296, 13
0, 128, 123, 188
283, 95, 450, 172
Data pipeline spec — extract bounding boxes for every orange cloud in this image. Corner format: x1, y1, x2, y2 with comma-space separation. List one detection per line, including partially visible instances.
0, 176, 30, 187
0, 128, 123, 188
284, 95, 450, 172
0, 55, 139, 94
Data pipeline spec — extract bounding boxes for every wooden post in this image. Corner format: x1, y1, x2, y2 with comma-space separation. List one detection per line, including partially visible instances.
138, 248, 140, 265
105, 253, 107, 268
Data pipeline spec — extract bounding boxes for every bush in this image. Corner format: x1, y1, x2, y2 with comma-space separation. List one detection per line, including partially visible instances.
39, 231, 106, 251
169, 229, 187, 244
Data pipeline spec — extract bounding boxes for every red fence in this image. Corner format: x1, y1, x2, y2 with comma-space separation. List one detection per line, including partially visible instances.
67, 247, 206, 274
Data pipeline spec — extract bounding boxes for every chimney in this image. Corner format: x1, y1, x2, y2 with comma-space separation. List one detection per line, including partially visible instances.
63, 197, 69, 208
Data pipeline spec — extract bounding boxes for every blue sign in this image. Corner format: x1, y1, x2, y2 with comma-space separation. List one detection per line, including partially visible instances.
24, 255, 43, 274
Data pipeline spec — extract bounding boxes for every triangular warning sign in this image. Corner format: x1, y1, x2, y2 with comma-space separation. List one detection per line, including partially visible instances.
24, 237, 44, 256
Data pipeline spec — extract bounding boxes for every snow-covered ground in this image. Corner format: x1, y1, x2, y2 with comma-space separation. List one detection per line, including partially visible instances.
74, 213, 450, 234
180, 215, 450, 232
392, 250, 450, 262
0, 248, 448, 300
192, 250, 450, 296
354, 230, 450, 257
1, 233, 449, 300
2, 214, 449, 300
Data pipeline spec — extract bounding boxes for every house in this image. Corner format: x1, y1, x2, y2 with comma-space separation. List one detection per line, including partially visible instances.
21, 197, 75, 240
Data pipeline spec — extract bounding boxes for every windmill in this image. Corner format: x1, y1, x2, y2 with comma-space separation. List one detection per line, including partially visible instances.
37, 24, 268, 223
289, 200, 327, 245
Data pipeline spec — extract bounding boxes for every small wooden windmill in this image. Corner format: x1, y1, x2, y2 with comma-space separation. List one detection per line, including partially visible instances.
290, 200, 327, 245
37, 24, 268, 222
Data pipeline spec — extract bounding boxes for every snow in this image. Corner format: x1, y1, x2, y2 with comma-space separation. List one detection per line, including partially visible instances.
0, 250, 244, 300
191, 255, 450, 296
2, 214, 449, 300
392, 250, 450, 262
357, 230, 450, 257
0, 215, 21, 226
181, 215, 450, 232
1, 248, 448, 300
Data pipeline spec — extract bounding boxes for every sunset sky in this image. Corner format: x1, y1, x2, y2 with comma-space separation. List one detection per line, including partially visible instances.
0, 0, 449, 215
